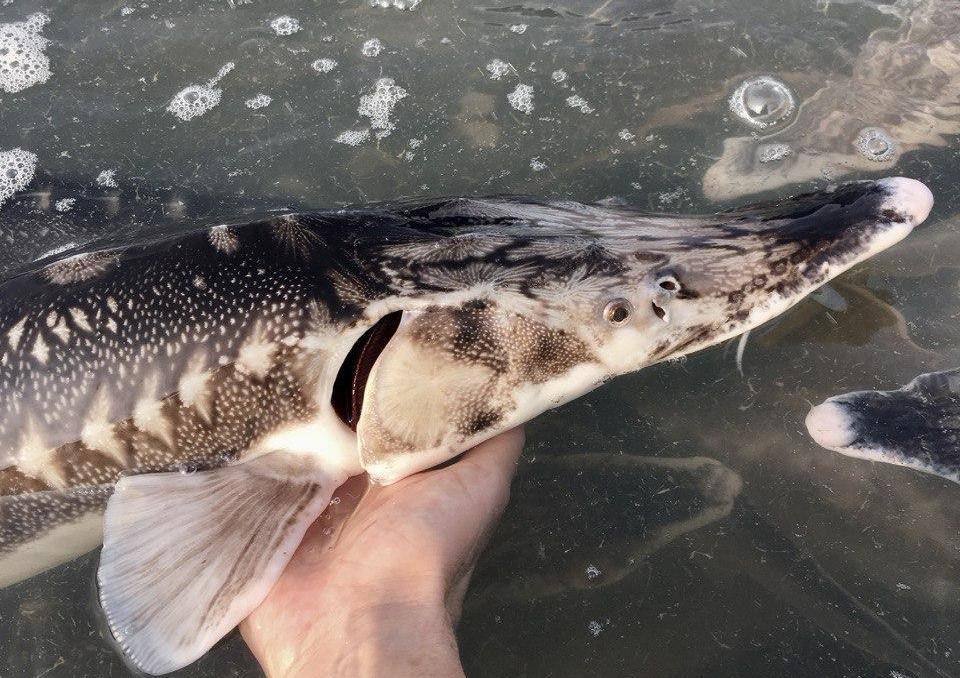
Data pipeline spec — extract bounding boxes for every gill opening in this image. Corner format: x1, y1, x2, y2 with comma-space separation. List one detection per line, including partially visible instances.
331, 311, 403, 430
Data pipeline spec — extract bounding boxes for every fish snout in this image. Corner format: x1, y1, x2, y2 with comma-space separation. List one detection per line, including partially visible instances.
877, 177, 934, 227
805, 400, 857, 451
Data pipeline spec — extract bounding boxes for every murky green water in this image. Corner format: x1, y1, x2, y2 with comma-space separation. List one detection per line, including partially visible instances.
1, 0, 959, 676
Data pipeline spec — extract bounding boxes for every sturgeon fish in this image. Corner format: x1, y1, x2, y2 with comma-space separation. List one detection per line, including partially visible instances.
0, 177, 932, 674
807, 368, 960, 484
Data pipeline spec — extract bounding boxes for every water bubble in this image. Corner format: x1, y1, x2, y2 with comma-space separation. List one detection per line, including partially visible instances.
551, 69, 567, 83
311, 58, 337, 74
369, 0, 422, 9
855, 127, 896, 162
507, 83, 534, 114
96, 169, 118, 188
729, 76, 795, 129
245, 94, 272, 110
0, 13, 51, 93
361, 38, 383, 57
358, 77, 407, 138
269, 16, 301, 36
334, 129, 370, 146
530, 157, 547, 172
0, 147, 37, 209
485, 58, 513, 80
167, 62, 234, 121
757, 143, 792, 164
565, 94, 594, 114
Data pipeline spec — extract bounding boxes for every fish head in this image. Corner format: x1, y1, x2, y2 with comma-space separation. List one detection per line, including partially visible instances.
806, 370, 960, 484
352, 178, 932, 483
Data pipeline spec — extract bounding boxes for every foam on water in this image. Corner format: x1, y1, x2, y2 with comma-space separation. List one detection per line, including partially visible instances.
486, 59, 513, 80
0, 12, 51, 94
361, 38, 383, 57
167, 62, 235, 121
245, 94, 272, 109
95, 169, 118, 188
507, 84, 534, 114
510, 24, 528, 34
0, 147, 37, 209
530, 157, 547, 171
370, 0, 422, 9
54, 198, 75, 212
358, 77, 407, 138
311, 58, 337, 74
551, 69, 567, 83
566, 95, 594, 114
334, 129, 370, 146
855, 127, 897, 162
758, 143, 792, 163
270, 16, 301, 36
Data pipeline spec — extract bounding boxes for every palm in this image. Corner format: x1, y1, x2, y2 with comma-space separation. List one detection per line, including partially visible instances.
240, 429, 525, 676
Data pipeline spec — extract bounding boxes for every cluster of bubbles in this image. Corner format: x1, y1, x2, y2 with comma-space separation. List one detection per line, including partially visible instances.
369, 0, 422, 9
566, 95, 594, 114
334, 129, 371, 146
357, 77, 408, 138
855, 126, 897, 162
507, 84, 534, 114
311, 58, 338, 74
729, 76, 795, 129
757, 143, 792, 164
269, 16, 301, 36
0, 148, 38, 209
167, 62, 235, 121
245, 94, 272, 110
551, 69, 567, 83
485, 59, 513, 80
96, 169, 118, 188
361, 38, 383, 57
509, 24, 528, 34
0, 12, 51, 94
54, 198, 75, 212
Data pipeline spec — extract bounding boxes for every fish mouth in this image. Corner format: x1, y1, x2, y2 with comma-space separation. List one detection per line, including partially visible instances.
331, 311, 403, 430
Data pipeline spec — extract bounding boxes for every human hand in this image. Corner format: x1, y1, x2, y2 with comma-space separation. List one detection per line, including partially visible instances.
240, 427, 526, 678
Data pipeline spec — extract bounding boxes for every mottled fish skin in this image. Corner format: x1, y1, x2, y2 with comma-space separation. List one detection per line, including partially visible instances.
0, 177, 931, 585
807, 368, 960, 483
704, 0, 960, 200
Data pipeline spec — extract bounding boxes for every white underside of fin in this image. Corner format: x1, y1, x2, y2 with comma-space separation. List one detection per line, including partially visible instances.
97, 452, 343, 675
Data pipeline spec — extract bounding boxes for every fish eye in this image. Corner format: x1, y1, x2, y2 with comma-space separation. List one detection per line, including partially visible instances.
657, 275, 680, 292
603, 298, 633, 325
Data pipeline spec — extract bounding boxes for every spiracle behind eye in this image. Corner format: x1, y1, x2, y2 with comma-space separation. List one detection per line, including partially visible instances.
604, 298, 633, 325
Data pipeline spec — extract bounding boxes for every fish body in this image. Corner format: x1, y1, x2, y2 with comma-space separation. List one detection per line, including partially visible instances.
0, 177, 932, 674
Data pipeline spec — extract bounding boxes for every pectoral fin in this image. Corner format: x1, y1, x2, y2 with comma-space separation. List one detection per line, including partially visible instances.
97, 453, 340, 675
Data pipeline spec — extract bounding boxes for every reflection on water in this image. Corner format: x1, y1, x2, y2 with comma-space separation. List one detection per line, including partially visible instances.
1, 0, 959, 676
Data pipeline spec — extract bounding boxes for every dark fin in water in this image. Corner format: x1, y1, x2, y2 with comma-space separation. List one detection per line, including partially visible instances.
806, 368, 960, 484
97, 452, 340, 675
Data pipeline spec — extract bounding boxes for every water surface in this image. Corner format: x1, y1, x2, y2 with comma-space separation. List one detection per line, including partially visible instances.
1, 0, 959, 676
